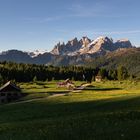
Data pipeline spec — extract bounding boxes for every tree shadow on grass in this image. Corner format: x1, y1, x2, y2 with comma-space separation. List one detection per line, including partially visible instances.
1, 93, 140, 140
23, 90, 70, 95
83, 87, 122, 91
47, 91, 70, 95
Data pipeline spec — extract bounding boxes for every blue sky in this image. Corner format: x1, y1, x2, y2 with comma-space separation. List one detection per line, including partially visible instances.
0, 0, 140, 52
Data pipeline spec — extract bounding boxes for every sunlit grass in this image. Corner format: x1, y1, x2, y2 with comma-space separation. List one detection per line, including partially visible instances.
0, 80, 140, 140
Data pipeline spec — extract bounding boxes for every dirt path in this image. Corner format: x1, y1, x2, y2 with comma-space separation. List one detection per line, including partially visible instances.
47, 93, 67, 98
5, 93, 66, 105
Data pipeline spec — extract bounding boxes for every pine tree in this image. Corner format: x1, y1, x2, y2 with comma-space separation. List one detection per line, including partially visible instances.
117, 66, 128, 80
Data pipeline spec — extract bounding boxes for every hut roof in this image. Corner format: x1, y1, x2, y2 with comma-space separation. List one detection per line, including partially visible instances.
95, 76, 102, 79
0, 81, 21, 92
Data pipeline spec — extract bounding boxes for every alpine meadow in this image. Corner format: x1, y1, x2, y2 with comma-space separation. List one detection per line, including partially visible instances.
0, 0, 140, 140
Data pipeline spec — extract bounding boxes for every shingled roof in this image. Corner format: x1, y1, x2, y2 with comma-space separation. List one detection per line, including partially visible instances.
0, 81, 21, 92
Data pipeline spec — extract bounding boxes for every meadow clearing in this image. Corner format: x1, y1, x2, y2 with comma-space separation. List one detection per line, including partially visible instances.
0, 80, 140, 140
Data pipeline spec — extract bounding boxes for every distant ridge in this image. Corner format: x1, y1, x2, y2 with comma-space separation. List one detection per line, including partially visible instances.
0, 36, 136, 65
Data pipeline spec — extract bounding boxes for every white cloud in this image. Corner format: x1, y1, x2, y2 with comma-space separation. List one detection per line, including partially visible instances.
57, 29, 140, 38
23, 2, 126, 24
67, 2, 127, 18
68, 3, 104, 18
75, 30, 140, 35
106, 30, 140, 34
23, 16, 62, 23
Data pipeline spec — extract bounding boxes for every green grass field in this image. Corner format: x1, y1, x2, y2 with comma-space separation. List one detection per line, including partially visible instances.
0, 80, 140, 140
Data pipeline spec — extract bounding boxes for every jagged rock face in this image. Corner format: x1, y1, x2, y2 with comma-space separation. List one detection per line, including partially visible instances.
51, 37, 92, 56
114, 39, 133, 49
80, 37, 91, 47
65, 38, 82, 55
51, 42, 63, 55
79, 36, 114, 54
93, 36, 114, 51
51, 36, 133, 56
51, 38, 82, 55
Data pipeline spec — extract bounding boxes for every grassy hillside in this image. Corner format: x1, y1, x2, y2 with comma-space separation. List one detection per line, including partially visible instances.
0, 81, 140, 140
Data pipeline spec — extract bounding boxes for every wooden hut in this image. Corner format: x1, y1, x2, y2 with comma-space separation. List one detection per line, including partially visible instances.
95, 76, 102, 82
0, 81, 21, 103
57, 79, 75, 89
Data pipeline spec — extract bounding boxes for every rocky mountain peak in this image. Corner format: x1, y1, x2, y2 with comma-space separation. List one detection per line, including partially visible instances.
79, 36, 114, 54
80, 37, 91, 47
114, 39, 133, 48
67, 37, 78, 46
51, 37, 81, 55
91, 36, 113, 45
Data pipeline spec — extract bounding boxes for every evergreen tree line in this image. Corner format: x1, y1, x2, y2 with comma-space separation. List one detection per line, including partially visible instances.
0, 61, 130, 83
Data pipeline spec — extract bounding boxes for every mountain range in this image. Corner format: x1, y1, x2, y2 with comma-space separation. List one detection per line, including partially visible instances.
1, 36, 140, 77
0, 36, 136, 65
51, 36, 133, 56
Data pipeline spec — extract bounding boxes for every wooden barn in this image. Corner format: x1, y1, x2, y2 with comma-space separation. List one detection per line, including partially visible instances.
0, 81, 21, 103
